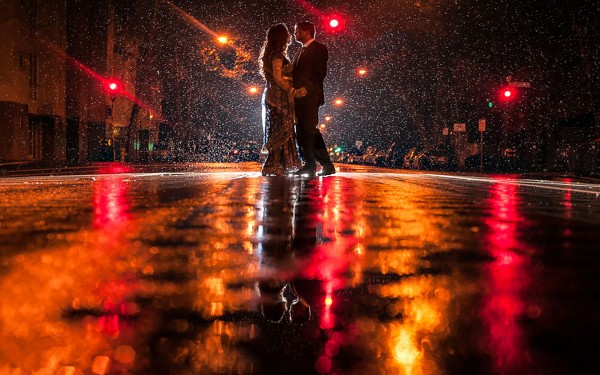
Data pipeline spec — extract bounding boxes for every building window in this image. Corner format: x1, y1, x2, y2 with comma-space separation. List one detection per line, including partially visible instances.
29, 53, 38, 100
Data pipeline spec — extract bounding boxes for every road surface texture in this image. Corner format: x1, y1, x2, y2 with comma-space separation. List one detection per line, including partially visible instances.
1, 163, 599, 374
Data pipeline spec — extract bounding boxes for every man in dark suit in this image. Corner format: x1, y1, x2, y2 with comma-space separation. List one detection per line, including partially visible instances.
292, 21, 336, 177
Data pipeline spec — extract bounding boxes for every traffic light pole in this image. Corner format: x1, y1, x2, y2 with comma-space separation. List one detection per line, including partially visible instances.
480, 131, 483, 173
478, 119, 486, 173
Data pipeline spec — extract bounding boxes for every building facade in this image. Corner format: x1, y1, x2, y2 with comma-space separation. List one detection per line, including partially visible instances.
0, 0, 67, 162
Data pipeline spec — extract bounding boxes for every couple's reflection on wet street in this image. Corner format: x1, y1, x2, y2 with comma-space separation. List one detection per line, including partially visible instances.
254, 177, 311, 325
252, 176, 370, 374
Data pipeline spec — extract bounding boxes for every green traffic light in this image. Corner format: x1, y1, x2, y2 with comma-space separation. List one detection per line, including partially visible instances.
488, 101, 493, 108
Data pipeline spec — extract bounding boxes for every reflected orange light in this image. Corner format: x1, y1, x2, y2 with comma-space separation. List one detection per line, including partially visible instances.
393, 329, 420, 366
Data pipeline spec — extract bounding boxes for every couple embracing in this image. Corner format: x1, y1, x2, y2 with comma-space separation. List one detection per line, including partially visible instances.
259, 21, 336, 178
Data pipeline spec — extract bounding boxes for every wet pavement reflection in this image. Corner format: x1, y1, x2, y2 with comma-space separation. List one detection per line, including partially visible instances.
1, 166, 600, 374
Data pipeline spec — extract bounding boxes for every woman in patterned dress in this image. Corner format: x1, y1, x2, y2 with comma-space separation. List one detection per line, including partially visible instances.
258, 24, 307, 176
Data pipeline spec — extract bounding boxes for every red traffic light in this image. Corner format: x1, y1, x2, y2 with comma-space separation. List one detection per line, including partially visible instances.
104, 79, 122, 93
325, 14, 345, 32
105, 79, 121, 102
498, 86, 519, 102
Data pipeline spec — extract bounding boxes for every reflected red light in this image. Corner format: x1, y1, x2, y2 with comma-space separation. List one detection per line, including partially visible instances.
96, 279, 134, 336
93, 174, 130, 229
482, 179, 531, 372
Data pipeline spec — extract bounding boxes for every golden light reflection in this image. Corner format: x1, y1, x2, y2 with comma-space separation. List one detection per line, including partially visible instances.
357, 179, 456, 375
0, 173, 265, 374
393, 329, 420, 366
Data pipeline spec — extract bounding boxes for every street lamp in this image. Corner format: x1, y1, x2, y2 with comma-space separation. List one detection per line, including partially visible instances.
357, 68, 367, 76
324, 116, 332, 121
217, 35, 228, 44
334, 98, 344, 106
248, 86, 259, 94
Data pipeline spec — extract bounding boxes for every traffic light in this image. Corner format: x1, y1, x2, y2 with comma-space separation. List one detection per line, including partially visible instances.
105, 79, 120, 102
498, 86, 519, 103
324, 14, 345, 33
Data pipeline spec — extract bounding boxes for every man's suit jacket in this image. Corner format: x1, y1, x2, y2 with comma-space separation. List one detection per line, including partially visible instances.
293, 41, 328, 106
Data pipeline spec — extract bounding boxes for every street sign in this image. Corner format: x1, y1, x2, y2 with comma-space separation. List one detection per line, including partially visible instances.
442, 127, 449, 136
453, 123, 466, 132
508, 81, 531, 88
478, 119, 486, 132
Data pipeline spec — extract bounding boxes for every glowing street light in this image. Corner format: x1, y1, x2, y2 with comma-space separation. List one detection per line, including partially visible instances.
217, 35, 228, 44
324, 116, 332, 121
357, 68, 367, 76
329, 19, 339, 28
248, 86, 259, 94
334, 98, 344, 106
320, 124, 326, 130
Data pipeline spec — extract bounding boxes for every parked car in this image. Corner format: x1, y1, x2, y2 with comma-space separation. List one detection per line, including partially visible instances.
406, 144, 457, 171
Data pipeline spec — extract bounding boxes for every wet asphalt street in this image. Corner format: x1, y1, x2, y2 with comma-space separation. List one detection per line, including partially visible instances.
1, 163, 600, 374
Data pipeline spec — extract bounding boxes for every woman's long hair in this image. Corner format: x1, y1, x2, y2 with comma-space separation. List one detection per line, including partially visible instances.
258, 24, 290, 78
